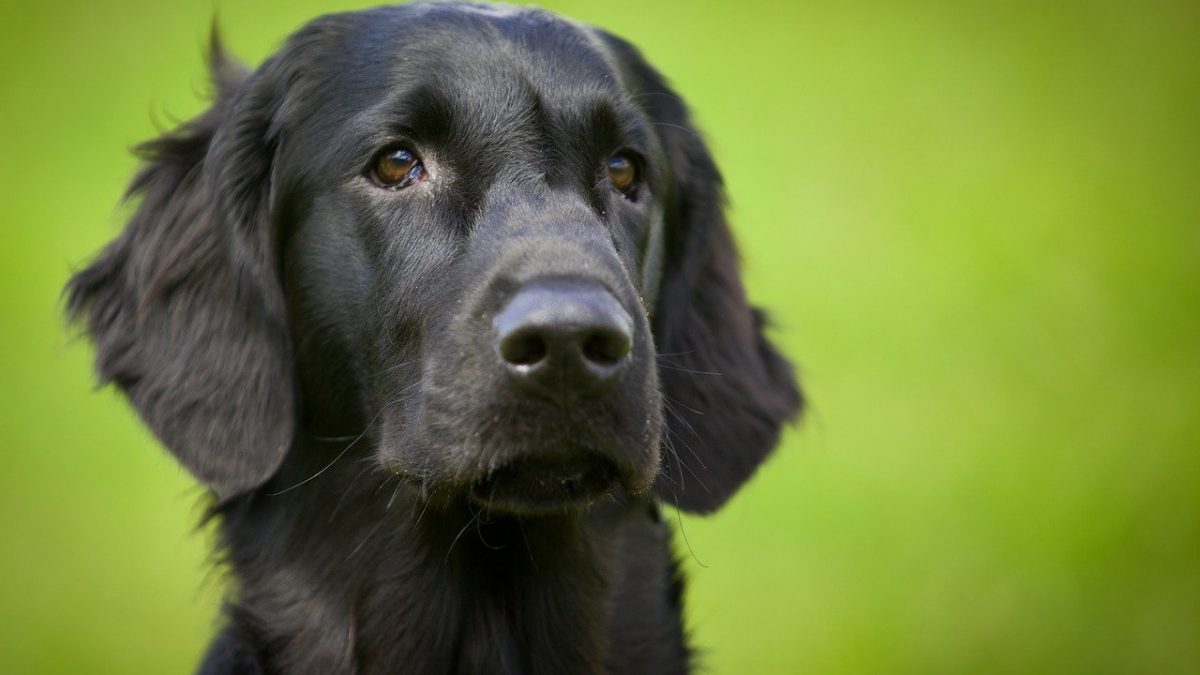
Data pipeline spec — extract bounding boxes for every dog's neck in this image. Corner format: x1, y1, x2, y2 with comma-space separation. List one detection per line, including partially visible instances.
214, 439, 686, 674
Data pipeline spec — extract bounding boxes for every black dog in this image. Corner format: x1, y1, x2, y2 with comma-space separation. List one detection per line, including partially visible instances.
67, 4, 800, 673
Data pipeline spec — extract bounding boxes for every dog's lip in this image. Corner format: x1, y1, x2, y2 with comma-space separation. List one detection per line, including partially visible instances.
469, 452, 621, 514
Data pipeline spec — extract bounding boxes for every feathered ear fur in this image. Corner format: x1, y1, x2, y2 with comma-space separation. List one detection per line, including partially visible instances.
603, 34, 804, 513
65, 36, 296, 500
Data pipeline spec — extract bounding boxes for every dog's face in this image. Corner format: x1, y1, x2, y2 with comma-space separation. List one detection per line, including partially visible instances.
282, 6, 666, 512
68, 4, 801, 516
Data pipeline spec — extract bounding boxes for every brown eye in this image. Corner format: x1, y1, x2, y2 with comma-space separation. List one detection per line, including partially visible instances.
370, 146, 425, 189
607, 153, 638, 197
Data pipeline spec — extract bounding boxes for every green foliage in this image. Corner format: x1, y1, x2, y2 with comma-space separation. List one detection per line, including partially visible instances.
1, 0, 1197, 672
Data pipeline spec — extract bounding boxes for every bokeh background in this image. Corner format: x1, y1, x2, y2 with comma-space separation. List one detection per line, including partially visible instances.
2, 0, 1198, 672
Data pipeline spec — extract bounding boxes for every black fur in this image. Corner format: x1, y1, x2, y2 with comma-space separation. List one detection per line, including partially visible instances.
66, 4, 801, 673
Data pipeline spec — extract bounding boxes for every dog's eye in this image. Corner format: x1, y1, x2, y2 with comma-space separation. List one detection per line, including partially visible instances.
607, 153, 639, 198
370, 145, 425, 189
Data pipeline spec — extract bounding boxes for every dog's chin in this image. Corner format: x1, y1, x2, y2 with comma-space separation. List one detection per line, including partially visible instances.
468, 452, 625, 516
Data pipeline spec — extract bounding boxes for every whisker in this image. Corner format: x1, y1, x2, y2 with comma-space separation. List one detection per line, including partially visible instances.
655, 438, 705, 568
373, 474, 395, 496
627, 90, 684, 105
655, 350, 696, 358
474, 502, 504, 551
672, 505, 706, 568
645, 120, 704, 142
444, 510, 480, 564
328, 464, 377, 522
269, 390, 416, 496
657, 434, 680, 489
666, 426, 709, 490
345, 519, 385, 562
411, 491, 431, 526
517, 519, 538, 570
662, 392, 706, 418
657, 363, 724, 377
662, 398, 708, 470
386, 480, 403, 511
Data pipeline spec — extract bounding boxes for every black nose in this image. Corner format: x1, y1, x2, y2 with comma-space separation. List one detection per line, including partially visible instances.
494, 280, 634, 395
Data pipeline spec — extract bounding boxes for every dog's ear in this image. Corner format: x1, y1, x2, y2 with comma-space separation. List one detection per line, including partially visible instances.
66, 37, 295, 500
602, 34, 803, 513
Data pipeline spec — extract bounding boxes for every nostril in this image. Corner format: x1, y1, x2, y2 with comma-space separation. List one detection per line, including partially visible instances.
500, 331, 548, 366
493, 280, 635, 393
582, 330, 631, 366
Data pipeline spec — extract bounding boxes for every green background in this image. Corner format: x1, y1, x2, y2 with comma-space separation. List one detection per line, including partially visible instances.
2, 0, 1198, 672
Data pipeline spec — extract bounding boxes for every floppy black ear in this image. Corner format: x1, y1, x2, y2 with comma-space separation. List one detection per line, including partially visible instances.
603, 34, 804, 513
66, 39, 296, 500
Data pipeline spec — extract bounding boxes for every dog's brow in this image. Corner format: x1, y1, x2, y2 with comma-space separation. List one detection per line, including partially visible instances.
555, 97, 651, 157
359, 83, 455, 139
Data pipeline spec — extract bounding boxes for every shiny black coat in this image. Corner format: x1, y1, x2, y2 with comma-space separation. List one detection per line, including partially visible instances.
67, 4, 801, 673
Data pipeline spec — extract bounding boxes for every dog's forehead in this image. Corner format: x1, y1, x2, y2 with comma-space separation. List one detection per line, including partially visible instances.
273, 5, 656, 190
331, 4, 624, 104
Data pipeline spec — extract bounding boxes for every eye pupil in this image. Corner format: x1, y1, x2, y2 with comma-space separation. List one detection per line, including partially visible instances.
607, 154, 637, 195
372, 146, 424, 188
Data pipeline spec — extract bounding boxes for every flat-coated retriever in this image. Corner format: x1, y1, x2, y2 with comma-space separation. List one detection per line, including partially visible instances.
66, 4, 801, 673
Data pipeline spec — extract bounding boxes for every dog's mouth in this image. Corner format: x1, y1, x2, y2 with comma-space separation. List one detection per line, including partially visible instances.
469, 453, 620, 515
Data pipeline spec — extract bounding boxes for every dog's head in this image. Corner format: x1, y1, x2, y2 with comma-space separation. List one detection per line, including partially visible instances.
67, 4, 801, 516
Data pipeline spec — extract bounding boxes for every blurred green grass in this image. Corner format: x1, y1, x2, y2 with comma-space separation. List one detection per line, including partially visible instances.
2, 0, 1198, 672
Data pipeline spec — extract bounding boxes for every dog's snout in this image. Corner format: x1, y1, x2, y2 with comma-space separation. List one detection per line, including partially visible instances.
494, 280, 633, 395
